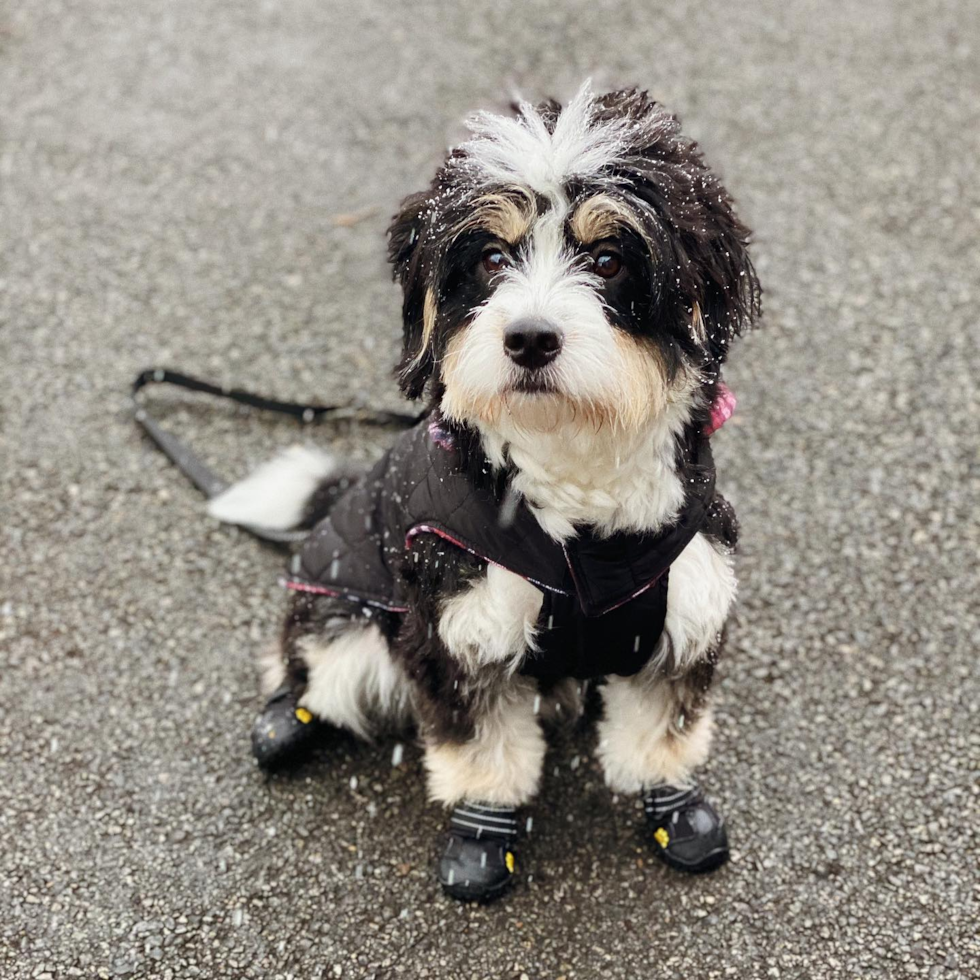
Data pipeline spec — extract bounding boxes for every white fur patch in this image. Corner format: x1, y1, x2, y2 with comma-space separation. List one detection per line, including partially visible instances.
438, 564, 543, 672
207, 445, 335, 532
298, 625, 413, 740
458, 80, 634, 203
663, 532, 737, 669
255, 643, 286, 697
424, 681, 545, 806
597, 678, 713, 794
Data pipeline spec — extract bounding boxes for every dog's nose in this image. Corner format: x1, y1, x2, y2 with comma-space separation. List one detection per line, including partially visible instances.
503, 318, 563, 370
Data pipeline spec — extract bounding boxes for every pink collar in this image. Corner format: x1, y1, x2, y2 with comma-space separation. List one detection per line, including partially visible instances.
705, 382, 736, 437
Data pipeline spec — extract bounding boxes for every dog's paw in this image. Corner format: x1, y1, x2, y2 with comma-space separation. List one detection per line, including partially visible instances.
251, 684, 324, 772
437, 802, 519, 902
644, 783, 730, 874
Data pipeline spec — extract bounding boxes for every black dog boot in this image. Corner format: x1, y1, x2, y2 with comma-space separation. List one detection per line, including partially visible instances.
437, 802, 519, 902
251, 683, 322, 771
644, 783, 730, 873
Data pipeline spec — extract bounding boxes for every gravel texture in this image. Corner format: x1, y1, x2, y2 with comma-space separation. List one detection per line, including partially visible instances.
1, 0, 978, 977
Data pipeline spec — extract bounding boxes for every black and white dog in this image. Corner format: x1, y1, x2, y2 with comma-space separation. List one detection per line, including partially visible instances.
210, 83, 761, 901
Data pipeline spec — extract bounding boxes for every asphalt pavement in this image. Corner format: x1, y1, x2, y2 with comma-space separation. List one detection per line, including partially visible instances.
1, 0, 978, 977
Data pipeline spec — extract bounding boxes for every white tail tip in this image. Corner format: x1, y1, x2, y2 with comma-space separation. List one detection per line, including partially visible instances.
207, 445, 335, 532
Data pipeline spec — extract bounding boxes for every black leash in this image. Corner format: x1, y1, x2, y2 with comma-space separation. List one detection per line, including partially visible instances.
131, 368, 421, 545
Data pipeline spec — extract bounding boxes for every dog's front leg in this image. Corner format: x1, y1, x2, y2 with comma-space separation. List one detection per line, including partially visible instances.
598, 662, 729, 874
423, 678, 545, 808
598, 532, 736, 874
406, 563, 546, 901
423, 677, 544, 901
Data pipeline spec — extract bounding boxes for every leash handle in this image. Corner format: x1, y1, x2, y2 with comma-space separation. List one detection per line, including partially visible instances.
131, 367, 420, 546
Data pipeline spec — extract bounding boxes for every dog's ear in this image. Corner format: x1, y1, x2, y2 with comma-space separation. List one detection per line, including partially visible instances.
607, 90, 762, 373
387, 190, 426, 281
669, 168, 762, 372
387, 191, 436, 400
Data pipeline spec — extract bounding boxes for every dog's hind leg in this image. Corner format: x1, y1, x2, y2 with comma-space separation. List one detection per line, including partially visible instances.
250, 591, 409, 770
297, 621, 414, 740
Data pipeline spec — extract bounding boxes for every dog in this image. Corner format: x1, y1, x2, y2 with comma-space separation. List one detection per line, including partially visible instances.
208, 82, 761, 901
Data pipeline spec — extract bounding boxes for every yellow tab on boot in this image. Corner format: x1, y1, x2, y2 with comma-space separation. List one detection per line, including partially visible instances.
654, 828, 670, 849
295, 708, 313, 724
505, 852, 516, 874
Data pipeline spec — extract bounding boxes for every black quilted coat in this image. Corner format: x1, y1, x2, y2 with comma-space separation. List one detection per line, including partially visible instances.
284, 415, 724, 683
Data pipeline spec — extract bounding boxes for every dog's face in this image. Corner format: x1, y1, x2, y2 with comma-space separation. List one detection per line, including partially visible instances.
388, 84, 760, 432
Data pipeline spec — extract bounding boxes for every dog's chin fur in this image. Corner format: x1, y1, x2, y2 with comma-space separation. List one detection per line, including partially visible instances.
439, 342, 674, 435
440, 364, 699, 541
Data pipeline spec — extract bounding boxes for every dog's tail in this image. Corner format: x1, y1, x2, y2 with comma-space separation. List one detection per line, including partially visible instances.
206, 445, 358, 534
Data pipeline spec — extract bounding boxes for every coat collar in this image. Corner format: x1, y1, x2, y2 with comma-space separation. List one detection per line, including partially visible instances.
407, 411, 718, 617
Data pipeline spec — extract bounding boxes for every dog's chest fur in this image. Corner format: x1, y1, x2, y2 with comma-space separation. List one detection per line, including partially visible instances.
477, 398, 694, 542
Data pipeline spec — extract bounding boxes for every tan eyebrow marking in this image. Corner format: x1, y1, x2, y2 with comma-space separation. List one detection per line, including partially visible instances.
569, 193, 643, 244
455, 186, 536, 245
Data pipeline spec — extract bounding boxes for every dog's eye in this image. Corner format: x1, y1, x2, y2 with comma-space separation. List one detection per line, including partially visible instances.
593, 250, 623, 279
481, 249, 511, 275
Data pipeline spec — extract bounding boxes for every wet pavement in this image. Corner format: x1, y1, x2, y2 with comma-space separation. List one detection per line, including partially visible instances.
1, 0, 978, 976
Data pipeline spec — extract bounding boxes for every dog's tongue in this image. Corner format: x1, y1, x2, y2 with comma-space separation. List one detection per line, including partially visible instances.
704, 382, 736, 436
